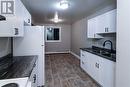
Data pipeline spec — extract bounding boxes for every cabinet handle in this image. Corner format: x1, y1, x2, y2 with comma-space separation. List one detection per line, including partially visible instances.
14, 28, 19, 35
33, 63, 36, 68
107, 28, 109, 32
82, 61, 84, 64
95, 63, 97, 68
105, 28, 107, 32
28, 19, 30, 23
33, 74, 36, 83
82, 54, 85, 57
95, 63, 99, 69
97, 63, 99, 68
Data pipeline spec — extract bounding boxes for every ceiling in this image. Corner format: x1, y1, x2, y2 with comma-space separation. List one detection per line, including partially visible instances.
21, 0, 116, 24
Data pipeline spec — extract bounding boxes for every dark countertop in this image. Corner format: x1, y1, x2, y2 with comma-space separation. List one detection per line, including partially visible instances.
80, 48, 116, 62
0, 55, 38, 79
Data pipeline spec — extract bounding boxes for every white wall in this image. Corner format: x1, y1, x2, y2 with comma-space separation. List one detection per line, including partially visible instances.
116, 0, 130, 87
45, 24, 71, 53
71, 18, 93, 55
0, 38, 11, 58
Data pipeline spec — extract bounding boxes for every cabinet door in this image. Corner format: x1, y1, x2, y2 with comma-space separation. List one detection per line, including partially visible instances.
88, 18, 103, 38
13, 18, 24, 37
99, 58, 115, 87
0, 17, 24, 37
97, 14, 107, 33
16, 0, 31, 25
88, 18, 96, 38
23, 7, 31, 25
106, 9, 116, 33
97, 9, 116, 34
88, 53, 99, 82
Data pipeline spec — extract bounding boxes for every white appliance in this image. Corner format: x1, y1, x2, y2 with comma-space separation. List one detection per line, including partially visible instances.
13, 26, 45, 86
0, 77, 29, 87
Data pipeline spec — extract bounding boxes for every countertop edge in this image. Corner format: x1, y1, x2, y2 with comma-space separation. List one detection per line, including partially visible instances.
80, 48, 116, 62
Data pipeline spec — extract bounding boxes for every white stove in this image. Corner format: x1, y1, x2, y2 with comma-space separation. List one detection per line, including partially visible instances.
0, 77, 29, 87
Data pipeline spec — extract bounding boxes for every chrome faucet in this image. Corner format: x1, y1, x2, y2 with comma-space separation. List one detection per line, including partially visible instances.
103, 40, 113, 51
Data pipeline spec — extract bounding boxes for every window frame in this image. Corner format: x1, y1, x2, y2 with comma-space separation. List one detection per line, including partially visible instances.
45, 26, 61, 42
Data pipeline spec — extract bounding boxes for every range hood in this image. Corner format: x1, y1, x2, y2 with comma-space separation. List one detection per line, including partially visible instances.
0, 15, 6, 21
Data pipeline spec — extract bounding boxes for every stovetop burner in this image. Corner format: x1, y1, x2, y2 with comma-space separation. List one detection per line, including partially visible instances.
2, 83, 19, 87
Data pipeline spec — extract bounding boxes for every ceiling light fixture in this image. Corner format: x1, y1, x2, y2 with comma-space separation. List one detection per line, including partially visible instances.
60, 0, 69, 9
50, 12, 63, 23
56, 0, 70, 10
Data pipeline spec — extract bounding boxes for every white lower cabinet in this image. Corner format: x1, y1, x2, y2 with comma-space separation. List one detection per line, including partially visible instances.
99, 58, 115, 87
80, 50, 115, 87
29, 60, 38, 87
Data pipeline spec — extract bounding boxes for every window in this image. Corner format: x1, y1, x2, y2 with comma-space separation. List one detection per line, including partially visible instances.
46, 27, 61, 42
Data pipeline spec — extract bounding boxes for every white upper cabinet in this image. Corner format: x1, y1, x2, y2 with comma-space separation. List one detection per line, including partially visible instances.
0, 17, 24, 37
88, 17, 103, 38
97, 9, 116, 33
15, 0, 32, 25
23, 6, 32, 25
87, 9, 116, 38
0, 0, 31, 25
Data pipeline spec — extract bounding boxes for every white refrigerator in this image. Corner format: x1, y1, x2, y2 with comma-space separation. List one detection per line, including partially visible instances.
13, 26, 45, 87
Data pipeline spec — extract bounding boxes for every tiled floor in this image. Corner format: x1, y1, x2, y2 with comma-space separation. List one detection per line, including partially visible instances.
45, 53, 101, 87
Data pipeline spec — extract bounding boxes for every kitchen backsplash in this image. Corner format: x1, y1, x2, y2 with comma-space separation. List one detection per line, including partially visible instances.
92, 34, 116, 50
0, 38, 11, 58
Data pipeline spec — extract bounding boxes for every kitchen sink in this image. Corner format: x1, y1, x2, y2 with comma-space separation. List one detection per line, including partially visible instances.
92, 46, 116, 58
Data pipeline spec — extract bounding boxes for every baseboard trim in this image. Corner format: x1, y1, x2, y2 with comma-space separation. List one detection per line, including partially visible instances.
69, 51, 80, 59
45, 51, 69, 54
